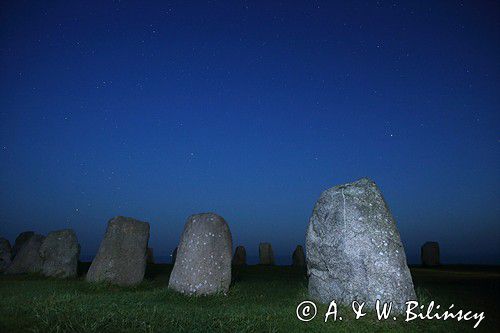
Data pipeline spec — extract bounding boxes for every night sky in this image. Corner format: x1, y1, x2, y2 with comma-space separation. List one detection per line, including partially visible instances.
1, 1, 499, 264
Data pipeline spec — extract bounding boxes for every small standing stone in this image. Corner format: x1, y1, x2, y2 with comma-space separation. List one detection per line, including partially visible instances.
259, 242, 274, 265
421, 242, 440, 267
86, 216, 150, 285
39, 229, 80, 278
168, 213, 232, 295
232, 245, 246, 265
12, 231, 34, 258
147, 247, 155, 264
292, 245, 305, 267
5, 234, 45, 274
0, 238, 12, 272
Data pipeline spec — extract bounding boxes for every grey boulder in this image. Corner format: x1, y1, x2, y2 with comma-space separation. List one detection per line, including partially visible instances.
12, 231, 34, 258
39, 229, 80, 278
232, 245, 246, 266
169, 213, 232, 295
292, 245, 305, 267
86, 216, 150, 285
259, 242, 274, 265
5, 233, 45, 274
421, 241, 440, 266
306, 178, 416, 312
0, 238, 12, 272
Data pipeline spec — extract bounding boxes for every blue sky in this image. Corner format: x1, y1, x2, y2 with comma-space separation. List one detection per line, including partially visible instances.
1, 1, 499, 264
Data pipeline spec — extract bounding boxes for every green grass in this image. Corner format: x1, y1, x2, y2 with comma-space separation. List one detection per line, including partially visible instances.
0, 264, 498, 332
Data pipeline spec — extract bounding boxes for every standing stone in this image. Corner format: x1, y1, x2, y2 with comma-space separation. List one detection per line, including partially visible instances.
171, 247, 178, 264
306, 178, 416, 313
292, 245, 305, 267
421, 242, 440, 267
86, 216, 150, 286
168, 213, 232, 295
5, 234, 45, 274
259, 242, 274, 265
232, 245, 246, 265
0, 238, 12, 272
146, 247, 155, 264
39, 229, 80, 278
12, 231, 34, 258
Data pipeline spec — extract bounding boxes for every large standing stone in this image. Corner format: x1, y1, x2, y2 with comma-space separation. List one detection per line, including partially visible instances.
39, 229, 80, 278
292, 245, 305, 267
232, 245, 246, 265
0, 238, 12, 272
171, 247, 178, 264
306, 178, 416, 312
421, 241, 440, 267
86, 216, 150, 286
259, 242, 274, 265
12, 231, 34, 258
5, 234, 45, 274
168, 213, 232, 295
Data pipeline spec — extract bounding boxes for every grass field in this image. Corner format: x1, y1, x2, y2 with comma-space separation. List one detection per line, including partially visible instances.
0, 264, 498, 332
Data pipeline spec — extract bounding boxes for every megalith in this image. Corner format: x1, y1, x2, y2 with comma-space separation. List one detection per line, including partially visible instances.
5, 233, 45, 274
421, 241, 440, 266
0, 238, 12, 272
146, 247, 155, 264
86, 216, 150, 285
306, 178, 416, 312
259, 242, 274, 265
232, 245, 246, 266
168, 213, 232, 295
39, 229, 80, 278
12, 231, 34, 258
292, 245, 305, 267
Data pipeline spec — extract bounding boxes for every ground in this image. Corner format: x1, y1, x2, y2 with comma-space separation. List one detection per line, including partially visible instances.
0, 264, 498, 332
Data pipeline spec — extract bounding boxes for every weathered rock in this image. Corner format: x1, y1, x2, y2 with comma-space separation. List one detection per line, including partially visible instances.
168, 213, 232, 295
86, 216, 150, 285
421, 242, 440, 266
12, 231, 34, 258
171, 247, 178, 264
259, 242, 274, 265
146, 247, 155, 264
292, 245, 305, 267
0, 238, 12, 272
232, 245, 246, 265
5, 234, 45, 274
39, 229, 80, 278
306, 178, 416, 312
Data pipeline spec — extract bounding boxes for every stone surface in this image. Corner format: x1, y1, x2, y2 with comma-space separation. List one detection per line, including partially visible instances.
0, 238, 12, 272
147, 247, 155, 264
171, 247, 178, 264
86, 216, 150, 285
259, 242, 274, 265
232, 245, 246, 265
39, 229, 80, 278
12, 231, 34, 258
292, 245, 305, 267
306, 178, 416, 312
5, 234, 45, 274
421, 242, 440, 266
168, 213, 232, 295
